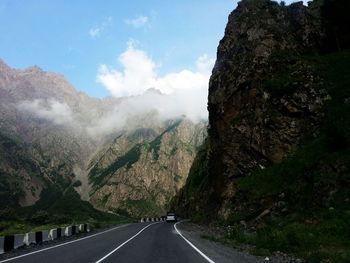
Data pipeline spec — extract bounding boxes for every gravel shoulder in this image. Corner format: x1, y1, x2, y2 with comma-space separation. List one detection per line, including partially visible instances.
177, 221, 262, 263
177, 221, 302, 263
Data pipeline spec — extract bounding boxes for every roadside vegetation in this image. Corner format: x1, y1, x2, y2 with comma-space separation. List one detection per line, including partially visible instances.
0, 186, 133, 236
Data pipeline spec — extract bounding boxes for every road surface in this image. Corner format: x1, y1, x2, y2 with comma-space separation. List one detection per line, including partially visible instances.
0, 222, 215, 263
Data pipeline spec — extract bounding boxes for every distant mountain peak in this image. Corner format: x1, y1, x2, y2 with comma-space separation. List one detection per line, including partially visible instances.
24, 65, 43, 73
0, 58, 11, 70
144, 87, 163, 95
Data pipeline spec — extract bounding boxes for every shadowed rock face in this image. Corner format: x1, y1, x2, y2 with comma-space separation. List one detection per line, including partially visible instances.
174, 0, 339, 220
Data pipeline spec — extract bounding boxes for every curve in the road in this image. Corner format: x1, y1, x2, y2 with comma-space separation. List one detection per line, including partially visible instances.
174, 222, 215, 263
95, 222, 160, 263
0, 221, 217, 263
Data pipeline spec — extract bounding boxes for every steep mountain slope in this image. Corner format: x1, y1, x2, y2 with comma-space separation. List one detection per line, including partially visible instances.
0, 131, 45, 208
89, 119, 206, 216
174, 0, 350, 262
0, 59, 206, 219
0, 60, 98, 206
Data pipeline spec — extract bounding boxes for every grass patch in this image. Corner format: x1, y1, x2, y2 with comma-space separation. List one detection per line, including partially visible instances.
123, 198, 161, 216
185, 141, 209, 194
89, 143, 142, 187
0, 187, 132, 236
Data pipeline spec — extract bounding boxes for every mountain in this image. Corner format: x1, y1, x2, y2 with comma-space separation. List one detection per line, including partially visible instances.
0, 60, 97, 208
0, 59, 206, 221
89, 118, 206, 217
174, 0, 350, 262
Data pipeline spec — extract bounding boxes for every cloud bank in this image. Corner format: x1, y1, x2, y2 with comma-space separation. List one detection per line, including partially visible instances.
18, 99, 74, 126
96, 42, 214, 123
16, 42, 213, 139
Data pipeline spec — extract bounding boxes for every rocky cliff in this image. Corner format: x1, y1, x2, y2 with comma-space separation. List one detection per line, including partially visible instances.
174, 0, 349, 261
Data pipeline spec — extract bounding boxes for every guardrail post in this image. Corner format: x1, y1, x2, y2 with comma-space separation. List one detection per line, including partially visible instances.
35, 231, 43, 244
0, 236, 4, 254
64, 226, 72, 237
57, 227, 62, 238
24, 232, 36, 246
4, 235, 14, 252
42, 230, 49, 242
49, 229, 57, 240
14, 234, 24, 249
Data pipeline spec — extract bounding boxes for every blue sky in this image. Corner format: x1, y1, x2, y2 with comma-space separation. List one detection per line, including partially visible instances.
0, 0, 308, 98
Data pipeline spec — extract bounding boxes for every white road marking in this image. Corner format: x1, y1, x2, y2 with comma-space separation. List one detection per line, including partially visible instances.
174, 222, 216, 263
0, 224, 131, 263
95, 222, 160, 263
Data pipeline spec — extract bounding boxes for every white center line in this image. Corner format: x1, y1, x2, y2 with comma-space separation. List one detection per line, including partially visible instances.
0, 224, 130, 263
174, 222, 216, 263
95, 222, 161, 263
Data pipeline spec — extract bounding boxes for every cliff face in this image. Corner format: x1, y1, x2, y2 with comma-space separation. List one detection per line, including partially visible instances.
174, 1, 350, 261
89, 119, 206, 216
207, 0, 329, 220
175, 0, 349, 223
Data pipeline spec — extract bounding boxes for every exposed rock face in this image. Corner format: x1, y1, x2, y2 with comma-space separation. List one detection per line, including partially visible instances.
209, 0, 326, 181
89, 119, 206, 216
0, 60, 206, 215
174, 0, 344, 220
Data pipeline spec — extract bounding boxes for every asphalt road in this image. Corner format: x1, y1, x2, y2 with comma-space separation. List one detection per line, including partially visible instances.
0, 222, 214, 263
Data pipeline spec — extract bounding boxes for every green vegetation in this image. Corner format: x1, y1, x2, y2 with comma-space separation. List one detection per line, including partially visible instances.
123, 198, 161, 216
0, 186, 132, 236
223, 50, 350, 263
149, 119, 182, 160
185, 141, 208, 194
126, 128, 157, 141
174, 174, 182, 183
89, 143, 142, 187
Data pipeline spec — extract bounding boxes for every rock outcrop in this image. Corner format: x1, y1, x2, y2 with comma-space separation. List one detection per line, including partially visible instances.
174, 0, 349, 223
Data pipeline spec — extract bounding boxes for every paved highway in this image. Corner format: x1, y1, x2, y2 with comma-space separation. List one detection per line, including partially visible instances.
0, 222, 214, 263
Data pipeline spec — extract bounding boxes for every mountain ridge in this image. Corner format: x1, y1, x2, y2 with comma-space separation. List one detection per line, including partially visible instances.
0, 58, 206, 219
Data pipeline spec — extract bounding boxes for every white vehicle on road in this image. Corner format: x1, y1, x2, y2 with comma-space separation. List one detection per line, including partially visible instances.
166, 212, 177, 222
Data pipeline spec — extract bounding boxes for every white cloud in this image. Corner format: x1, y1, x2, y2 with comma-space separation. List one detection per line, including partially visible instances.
97, 42, 213, 97
97, 42, 156, 97
89, 17, 113, 39
125, 15, 149, 28
18, 99, 74, 126
96, 41, 214, 123
89, 27, 101, 38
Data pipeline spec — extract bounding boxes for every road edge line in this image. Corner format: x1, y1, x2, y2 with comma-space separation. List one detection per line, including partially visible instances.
95, 221, 161, 263
0, 224, 131, 263
174, 221, 215, 263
